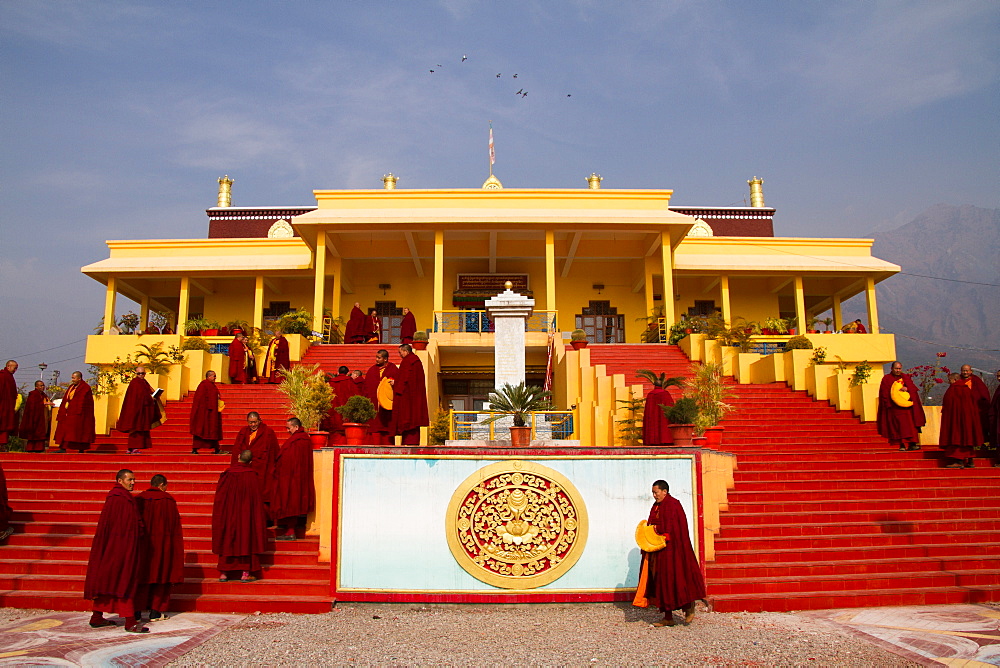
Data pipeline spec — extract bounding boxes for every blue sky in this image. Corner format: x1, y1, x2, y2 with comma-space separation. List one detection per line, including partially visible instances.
1, 1, 998, 378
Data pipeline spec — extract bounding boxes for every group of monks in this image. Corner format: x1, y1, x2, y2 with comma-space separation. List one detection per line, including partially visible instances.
228, 330, 290, 385
877, 361, 999, 468
343, 304, 417, 345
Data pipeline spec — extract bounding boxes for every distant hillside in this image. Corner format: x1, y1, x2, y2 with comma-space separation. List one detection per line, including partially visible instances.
858, 204, 1000, 379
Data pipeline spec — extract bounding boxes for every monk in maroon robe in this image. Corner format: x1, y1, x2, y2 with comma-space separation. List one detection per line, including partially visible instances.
876, 361, 925, 451
392, 345, 429, 445
190, 371, 224, 454
18, 381, 51, 452
135, 475, 184, 620
643, 384, 676, 446
0, 360, 18, 450
364, 350, 397, 445
228, 333, 252, 384
272, 418, 315, 540
54, 372, 96, 453
940, 374, 984, 468
344, 303, 366, 344
989, 370, 1000, 458
325, 366, 356, 444
213, 450, 268, 582
0, 463, 13, 542
116, 366, 161, 454
399, 308, 417, 344
635, 480, 706, 627
84, 469, 147, 633
231, 412, 279, 515
364, 310, 380, 343
960, 364, 991, 446
261, 331, 290, 384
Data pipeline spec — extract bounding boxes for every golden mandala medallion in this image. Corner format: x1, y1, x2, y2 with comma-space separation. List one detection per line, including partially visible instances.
445, 460, 588, 589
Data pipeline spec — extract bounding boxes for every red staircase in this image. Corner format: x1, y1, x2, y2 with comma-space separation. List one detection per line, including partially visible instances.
707, 382, 1000, 612
298, 343, 404, 376
0, 381, 333, 614
582, 343, 693, 391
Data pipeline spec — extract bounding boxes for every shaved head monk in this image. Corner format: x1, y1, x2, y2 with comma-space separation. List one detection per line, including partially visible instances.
364, 350, 397, 445
54, 371, 96, 453
135, 474, 184, 622
399, 307, 417, 345
84, 469, 146, 633
876, 361, 925, 451
231, 412, 279, 520
261, 329, 290, 384
116, 366, 160, 454
272, 418, 315, 541
959, 365, 991, 447
190, 371, 224, 454
0, 360, 18, 451
941, 373, 983, 468
213, 449, 267, 583
19, 380, 52, 452
391, 344, 429, 445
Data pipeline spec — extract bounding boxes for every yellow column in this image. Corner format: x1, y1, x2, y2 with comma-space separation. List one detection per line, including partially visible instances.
313, 232, 327, 333
794, 276, 806, 333
865, 276, 879, 333
644, 256, 655, 318
660, 234, 676, 328
433, 230, 444, 313
832, 294, 843, 331
139, 295, 149, 332
178, 277, 190, 332
102, 277, 117, 334
330, 256, 343, 321
545, 230, 555, 314
720, 275, 731, 326
253, 275, 264, 330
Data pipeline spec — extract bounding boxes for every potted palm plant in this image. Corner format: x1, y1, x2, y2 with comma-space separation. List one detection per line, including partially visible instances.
664, 397, 700, 447
569, 329, 589, 350
335, 395, 377, 446
687, 362, 734, 447
411, 330, 429, 351
277, 364, 334, 449
481, 383, 552, 447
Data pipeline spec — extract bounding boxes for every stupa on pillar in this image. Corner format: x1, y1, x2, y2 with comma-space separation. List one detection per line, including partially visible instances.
484, 281, 534, 389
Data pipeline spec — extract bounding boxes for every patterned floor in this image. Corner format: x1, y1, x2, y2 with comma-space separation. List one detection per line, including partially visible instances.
0, 612, 242, 667
806, 604, 1000, 667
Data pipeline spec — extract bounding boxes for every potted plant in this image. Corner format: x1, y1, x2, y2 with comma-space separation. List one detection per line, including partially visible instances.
783, 316, 798, 336
480, 382, 552, 447
782, 335, 814, 352
276, 363, 334, 449
762, 317, 786, 335
664, 397, 700, 447
276, 309, 313, 337
569, 329, 589, 350
411, 330, 429, 351
180, 336, 210, 351
687, 362, 734, 447
335, 395, 377, 446
183, 317, 209, 336
202, 319, 220, 336
117, 311, 141, 335
806, 316, 821, 334
820, 316, 834, 333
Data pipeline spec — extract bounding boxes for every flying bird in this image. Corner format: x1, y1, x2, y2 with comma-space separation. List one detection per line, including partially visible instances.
462, 54, 468, 62
496, 73, 502, 78
521, 91, 527, 98
429, 69, 435, 73
515, 89, 524, 95
513, 74, 518, 78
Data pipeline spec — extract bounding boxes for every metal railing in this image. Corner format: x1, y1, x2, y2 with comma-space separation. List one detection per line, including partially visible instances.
433, 310, 557, 333
449, 409, 576, 441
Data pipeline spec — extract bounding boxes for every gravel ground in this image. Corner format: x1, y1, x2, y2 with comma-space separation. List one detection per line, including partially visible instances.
165, 603, 918, 667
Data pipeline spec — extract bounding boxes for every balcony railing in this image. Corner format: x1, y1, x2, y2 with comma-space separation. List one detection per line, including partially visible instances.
449, 409, 576, 441
433, 310, 557, 334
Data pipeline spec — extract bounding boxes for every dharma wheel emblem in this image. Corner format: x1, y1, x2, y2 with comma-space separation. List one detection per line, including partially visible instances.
445, 460, 588, 589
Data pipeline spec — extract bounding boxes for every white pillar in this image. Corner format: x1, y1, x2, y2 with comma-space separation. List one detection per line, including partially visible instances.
485, 282, 535, 389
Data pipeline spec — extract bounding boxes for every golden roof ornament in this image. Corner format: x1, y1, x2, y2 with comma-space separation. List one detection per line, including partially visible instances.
482, 174, 503, 189
382, 173, 398, 190
217, 175, 233, 207
587, 173, 602, 189
748, 176, 765, 208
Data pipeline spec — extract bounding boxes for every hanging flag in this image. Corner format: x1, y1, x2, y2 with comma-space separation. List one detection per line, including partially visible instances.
489, 123, 495, 166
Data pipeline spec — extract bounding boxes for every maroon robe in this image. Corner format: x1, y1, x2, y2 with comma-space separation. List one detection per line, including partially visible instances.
231, 423, 279, 504
190, 379, 223, 450
324, 375, 358, 439
989, 383, 1000, 447
228, 337, 248, 383
940, 382, 983, 460
399, 311, 417, 344
262, 335, 290, 383
642, 387, 675, 446
393, 353, 429, 444
116, 376, 160, 449
0, 368, 17, 445
84, 484, 142, 612
0, 464, 11, 534
640, 494, 706, 612
364, 361, 397, 444
345, 306, 366, 344
135, 487, 184, 611
876, 372, 925, 445
55, 381, 96, 451
967, 375, 990, 445
212, 462, 267, 573
18, 388, 50, 452
364, 313, 380, 343
272, 429, 315, 522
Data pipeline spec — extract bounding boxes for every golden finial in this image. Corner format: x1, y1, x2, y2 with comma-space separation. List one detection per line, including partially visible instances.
217, 175, 233, 207
382, 173, 398, 190
587, 173, 602, 189
482, 174, 503, 189
748, 177, 765, 208
504, 281, 513, 290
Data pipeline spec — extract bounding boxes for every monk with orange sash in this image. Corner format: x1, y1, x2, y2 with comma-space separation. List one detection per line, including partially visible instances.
876, 361, 925, 451
231, 411, 279, 519
54, 371, 96, 453
391, 344, 428, 445
940, 373, 984, 468
261, 331, 290, 384
363, 349, 397, 445
116, 366, 161, 454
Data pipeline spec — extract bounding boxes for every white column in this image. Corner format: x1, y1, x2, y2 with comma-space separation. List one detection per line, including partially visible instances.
485, 283, 535, 389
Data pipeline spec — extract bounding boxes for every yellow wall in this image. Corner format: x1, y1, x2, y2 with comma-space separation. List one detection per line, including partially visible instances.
558, 259, 648, 341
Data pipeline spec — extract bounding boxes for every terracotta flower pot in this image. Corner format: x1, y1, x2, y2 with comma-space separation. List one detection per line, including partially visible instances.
203, 329, 219, 336
411, 340, 428, 350
787, 328, 797, 335
703, 425, 724, 447
343, 423, 369, 446
309, 431, 329, 449
508, 425, 532, 447
570, 340, 588, 350
667, 424, 695, 447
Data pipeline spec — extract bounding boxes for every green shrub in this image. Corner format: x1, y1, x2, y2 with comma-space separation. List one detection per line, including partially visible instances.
783, 335, 814, 351
181, 337, 210, 351
664, 397, 699, 425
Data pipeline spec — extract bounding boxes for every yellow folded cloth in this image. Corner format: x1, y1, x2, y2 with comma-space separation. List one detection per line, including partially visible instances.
635, 520, 668, 552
